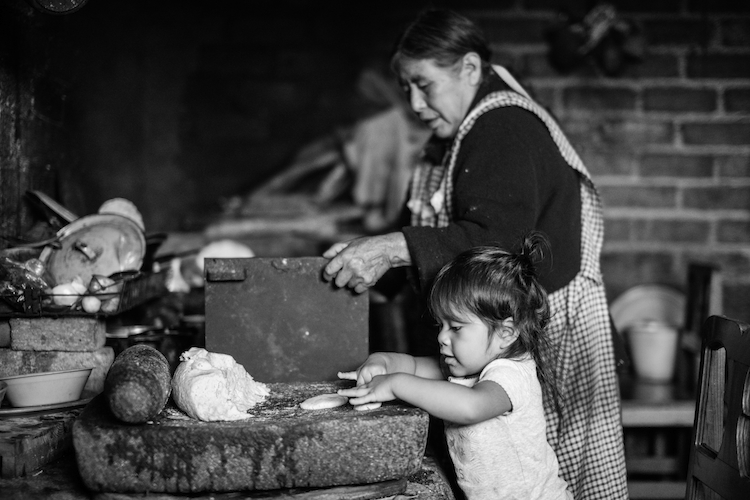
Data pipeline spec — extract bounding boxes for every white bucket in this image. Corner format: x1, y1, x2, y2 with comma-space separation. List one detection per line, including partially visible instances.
628, 321, 680, 382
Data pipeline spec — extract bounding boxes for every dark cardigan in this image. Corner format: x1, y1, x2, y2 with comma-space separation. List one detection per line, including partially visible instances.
401, 70, 582, 295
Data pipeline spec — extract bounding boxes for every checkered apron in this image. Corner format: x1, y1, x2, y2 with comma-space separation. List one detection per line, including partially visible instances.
409, 91, 628, 499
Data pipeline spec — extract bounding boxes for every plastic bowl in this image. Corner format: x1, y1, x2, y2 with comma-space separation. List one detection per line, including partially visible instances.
0, 367, 92, 407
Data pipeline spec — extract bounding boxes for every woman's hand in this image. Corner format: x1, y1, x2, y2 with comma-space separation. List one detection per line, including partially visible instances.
322, 232, 411, 294
337, 374, 398, 407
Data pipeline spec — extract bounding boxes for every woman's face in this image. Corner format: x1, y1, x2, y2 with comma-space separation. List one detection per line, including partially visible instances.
398, 56, 480, 139
436, 310, 504, 378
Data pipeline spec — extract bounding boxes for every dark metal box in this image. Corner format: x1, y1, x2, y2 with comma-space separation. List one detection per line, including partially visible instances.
204, 257, 369, 383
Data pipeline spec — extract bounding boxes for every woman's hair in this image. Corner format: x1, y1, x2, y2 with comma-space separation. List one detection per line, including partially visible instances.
428, 232, 559, 405
391, 9, 493, 74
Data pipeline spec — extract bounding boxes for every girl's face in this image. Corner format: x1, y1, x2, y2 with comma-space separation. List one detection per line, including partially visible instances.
398, 56, 480, 139
437, 310, 507, 378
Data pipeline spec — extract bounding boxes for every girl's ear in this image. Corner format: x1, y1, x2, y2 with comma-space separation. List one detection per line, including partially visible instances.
461, 52, 483, 86
496, 317, 519, 349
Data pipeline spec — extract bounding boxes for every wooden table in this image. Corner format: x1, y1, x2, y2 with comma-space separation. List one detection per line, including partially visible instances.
0, 405, 83, 479
0, 450, 457, 499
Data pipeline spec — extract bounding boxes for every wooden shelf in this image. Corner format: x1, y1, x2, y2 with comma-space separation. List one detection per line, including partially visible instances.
628, 480, 686, 499
621, 377, 695, 499
621, 400, 695, 428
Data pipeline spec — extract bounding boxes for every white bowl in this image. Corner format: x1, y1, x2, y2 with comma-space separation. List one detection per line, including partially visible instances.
0, 368, 92, 407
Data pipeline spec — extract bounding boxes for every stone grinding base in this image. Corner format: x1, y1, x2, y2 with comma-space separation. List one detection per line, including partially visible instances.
73, 381, 430, 494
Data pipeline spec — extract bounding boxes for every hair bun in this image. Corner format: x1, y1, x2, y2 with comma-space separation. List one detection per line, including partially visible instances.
516, 231, 550, 277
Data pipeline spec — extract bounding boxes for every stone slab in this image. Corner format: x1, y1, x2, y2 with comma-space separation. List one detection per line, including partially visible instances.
204, 257, 369, 383
0, 347, 114, 396
9, 317, 106, 352
73, 381, 429, 494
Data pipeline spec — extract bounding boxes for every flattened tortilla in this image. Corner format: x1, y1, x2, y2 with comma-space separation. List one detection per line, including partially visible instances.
299, 393, 348, 410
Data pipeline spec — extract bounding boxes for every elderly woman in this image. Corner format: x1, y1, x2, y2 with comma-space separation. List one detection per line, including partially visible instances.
323, 9, 627, 499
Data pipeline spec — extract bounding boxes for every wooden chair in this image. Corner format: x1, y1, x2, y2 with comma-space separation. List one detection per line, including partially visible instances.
676, 263, 723, 393
685, 315, 750, 500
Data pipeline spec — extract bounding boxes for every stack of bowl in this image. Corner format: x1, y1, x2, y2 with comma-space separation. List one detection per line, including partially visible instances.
0, 367, 92, 407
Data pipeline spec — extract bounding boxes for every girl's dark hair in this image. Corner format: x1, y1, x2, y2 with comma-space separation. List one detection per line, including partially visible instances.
428, 232, 560, 407
391, 9, 493, 74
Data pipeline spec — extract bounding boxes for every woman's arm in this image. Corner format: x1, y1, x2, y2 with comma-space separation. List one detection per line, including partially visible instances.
322, 232, 411, 293
339, 373, 511, 425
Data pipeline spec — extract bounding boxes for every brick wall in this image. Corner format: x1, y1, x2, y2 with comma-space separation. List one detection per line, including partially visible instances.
467, 1, 750, 322
2, 0, 748, 322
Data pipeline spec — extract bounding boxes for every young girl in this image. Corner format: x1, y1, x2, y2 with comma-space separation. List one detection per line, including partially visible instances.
338, 233, 572, 500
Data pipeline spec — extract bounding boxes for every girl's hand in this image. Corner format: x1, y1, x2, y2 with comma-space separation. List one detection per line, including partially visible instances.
337, 374, 396, 407
337, 353, 392, 386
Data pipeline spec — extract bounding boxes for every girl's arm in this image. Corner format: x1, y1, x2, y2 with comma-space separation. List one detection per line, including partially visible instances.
339, 373, 512, 425
413, 356, 443, 379
339, 353, 443, 385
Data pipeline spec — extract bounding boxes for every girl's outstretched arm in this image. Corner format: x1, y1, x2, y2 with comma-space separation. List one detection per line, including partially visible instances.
338, 373, 511, 425
338, 353, 443, 385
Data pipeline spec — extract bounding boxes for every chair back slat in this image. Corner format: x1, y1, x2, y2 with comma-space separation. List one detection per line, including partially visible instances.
686, 315, 750, 500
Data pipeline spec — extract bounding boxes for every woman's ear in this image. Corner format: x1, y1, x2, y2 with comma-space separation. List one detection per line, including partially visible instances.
461, 52, 483, 86
496, 317, 520, 348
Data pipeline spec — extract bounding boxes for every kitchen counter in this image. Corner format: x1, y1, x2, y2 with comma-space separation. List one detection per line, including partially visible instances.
0, 448, 457, 500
